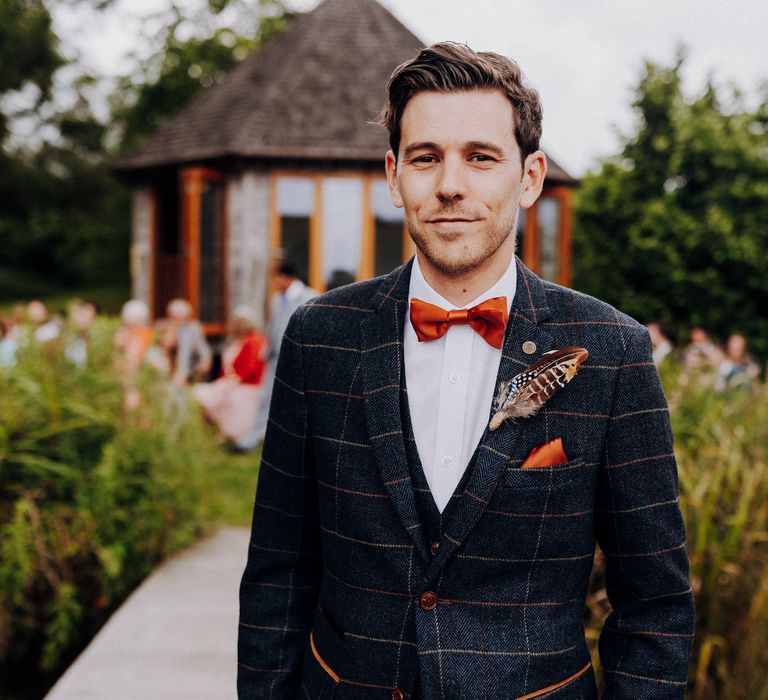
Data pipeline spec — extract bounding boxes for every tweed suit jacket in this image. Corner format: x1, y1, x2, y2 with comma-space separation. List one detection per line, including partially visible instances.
238, 257, 694, 699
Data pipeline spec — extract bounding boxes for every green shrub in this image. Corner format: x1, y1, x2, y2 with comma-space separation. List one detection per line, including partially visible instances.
0, 319, 244, 690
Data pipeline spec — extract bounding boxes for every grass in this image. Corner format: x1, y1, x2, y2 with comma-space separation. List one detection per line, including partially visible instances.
201, 446, 261, 527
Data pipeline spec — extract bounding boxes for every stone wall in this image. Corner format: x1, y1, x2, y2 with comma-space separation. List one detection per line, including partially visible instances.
226, 171, 270, 328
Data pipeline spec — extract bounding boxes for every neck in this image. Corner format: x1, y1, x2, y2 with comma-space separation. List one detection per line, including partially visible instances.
416, 244, 515, 307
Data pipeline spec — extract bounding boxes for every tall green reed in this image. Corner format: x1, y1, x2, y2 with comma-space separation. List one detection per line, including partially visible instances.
0, 320, 226, 688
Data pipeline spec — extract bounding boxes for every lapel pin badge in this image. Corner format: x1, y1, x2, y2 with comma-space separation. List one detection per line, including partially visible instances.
490, 347, 589, 430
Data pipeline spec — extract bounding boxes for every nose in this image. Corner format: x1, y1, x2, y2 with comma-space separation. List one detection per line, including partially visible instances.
436, 154, 466, 202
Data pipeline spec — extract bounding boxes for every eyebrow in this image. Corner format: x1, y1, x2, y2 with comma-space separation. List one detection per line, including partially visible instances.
402, 142, 439, 158
402, 140, 506, 158
465, 141, 505, 156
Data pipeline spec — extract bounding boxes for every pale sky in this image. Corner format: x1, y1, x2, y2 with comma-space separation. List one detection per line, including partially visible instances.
52, 0, 766, 176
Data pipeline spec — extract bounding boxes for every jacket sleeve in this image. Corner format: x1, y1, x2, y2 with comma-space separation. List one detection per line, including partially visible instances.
237, 310, 322, 698
595, 326, 694, 698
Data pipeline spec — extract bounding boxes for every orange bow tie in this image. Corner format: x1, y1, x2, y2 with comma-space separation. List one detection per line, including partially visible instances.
409, 296, 509, 349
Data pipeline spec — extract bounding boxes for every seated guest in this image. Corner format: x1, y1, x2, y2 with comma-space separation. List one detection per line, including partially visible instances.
165, 298, 212, 387
193, 306, 268, 443
715, 332, 761, 391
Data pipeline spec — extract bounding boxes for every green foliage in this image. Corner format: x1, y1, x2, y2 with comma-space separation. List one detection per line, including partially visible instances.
0, 148, 131, 295
112, 30, 259, 155
111, 0, 292, 154
584, 363, 768, 697
0, 0, 64, 105
0, 319, 258, 692
573, 56, 768, 358
0, 0, 292, 304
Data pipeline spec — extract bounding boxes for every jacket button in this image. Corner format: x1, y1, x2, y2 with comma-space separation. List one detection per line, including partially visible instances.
419, 591, 438, 610
392, 689, 405, 700
430, 541, 440, 556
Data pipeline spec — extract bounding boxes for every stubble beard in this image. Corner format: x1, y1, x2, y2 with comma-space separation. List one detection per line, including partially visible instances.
408, 212, 518, 277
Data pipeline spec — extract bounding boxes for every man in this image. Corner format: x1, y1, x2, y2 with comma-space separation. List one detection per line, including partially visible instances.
233, 262, 317, 452
239, 43, 693, 699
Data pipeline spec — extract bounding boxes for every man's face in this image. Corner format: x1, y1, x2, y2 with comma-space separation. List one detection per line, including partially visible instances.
385, 89, 544, 279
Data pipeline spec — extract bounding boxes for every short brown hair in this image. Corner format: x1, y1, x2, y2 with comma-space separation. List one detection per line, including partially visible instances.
378, 42, 543, 163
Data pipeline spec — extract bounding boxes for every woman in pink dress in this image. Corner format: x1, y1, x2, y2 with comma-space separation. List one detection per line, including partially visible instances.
193, 306, 268, 442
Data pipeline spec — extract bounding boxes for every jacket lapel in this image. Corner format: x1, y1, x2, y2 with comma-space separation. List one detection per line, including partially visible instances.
424, 258, 554, 583
360, 260, 431, 563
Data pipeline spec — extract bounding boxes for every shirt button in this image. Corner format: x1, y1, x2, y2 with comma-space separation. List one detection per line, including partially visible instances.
441, 455, 453, 465
392, 689, 405, 700
449, 372, 461, 383
419, 591, 438, 611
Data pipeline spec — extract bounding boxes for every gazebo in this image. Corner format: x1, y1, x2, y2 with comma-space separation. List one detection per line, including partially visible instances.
116, 0, 578, 334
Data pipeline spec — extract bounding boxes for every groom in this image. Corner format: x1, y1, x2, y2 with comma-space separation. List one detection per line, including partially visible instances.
238, 42, 693, 699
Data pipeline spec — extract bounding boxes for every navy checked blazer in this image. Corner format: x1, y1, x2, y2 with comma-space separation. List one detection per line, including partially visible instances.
238, 257, 694, 699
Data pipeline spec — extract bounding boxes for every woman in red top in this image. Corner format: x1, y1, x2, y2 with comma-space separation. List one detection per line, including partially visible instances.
193, 306, 267, 441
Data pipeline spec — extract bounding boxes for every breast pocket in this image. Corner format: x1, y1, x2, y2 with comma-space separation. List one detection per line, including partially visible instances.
501, 456, 589, 490
498, 456, 598, 530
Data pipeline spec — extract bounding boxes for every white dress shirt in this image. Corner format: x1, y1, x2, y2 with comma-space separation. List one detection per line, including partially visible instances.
404, 256, 516, 512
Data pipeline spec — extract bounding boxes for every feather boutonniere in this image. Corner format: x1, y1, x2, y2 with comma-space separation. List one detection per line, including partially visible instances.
489, 347, 589, 430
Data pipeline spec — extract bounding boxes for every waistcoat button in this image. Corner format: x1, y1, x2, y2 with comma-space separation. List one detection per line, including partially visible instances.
392, 689, 405, 700
419, 591, 438, 610
430, 541, 440, 556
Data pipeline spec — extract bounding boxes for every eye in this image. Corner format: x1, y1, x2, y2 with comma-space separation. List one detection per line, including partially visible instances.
469, 153, 496, 163
410, 154, 438, 164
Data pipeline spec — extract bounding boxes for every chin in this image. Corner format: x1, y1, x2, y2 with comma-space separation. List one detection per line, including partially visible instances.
423, 249, 489, 276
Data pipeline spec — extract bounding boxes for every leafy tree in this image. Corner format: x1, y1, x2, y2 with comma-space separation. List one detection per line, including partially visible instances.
0, 0, 291, 305
573, 56, 768, 358
0, 0, 64, 140
111, 0, 292, 154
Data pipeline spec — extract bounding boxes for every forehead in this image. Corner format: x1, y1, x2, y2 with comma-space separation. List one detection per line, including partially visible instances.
399, 89, 517, 151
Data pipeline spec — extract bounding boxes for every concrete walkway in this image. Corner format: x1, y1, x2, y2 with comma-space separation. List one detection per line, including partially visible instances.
45, 527, 250, 700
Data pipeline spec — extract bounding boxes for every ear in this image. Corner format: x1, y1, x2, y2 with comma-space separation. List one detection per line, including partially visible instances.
385, 150, 404, 209
519, 150, 547, 209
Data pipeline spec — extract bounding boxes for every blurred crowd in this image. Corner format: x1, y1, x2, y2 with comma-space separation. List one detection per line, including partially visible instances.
0, 295, 270, 448
0, 298, 98, 369
3, 291, 761, 452
0, 263, 319, 452
646, 321, 762, 391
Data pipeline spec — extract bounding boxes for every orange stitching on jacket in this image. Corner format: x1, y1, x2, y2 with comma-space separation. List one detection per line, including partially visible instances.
516, 661, 591, 699
310, 632, 340, 683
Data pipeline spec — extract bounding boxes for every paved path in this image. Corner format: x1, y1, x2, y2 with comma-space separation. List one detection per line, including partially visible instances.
45, 527, 250, 700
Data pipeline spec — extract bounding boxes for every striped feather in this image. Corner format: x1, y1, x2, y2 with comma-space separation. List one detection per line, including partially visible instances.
489, 347, 588, 430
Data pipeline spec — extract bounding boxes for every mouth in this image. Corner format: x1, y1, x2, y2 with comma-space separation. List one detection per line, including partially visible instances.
429, 217, 477, 225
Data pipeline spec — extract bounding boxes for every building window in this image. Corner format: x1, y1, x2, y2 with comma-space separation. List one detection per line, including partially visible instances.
272, 173, 407, 290
276, 176, 314, 284
538, 196, 561, 283
322, 177, 363, 286
372, 179, 405, 277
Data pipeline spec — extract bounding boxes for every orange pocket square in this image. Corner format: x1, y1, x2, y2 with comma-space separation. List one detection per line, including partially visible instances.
520, 437, 569, 469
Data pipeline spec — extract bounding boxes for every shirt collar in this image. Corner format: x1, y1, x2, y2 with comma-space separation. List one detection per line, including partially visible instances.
408, 254, 516, 313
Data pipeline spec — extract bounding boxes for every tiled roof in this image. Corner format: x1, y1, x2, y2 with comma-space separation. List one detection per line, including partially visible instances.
117, 0, 421, 170
116, 0, 576, 185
